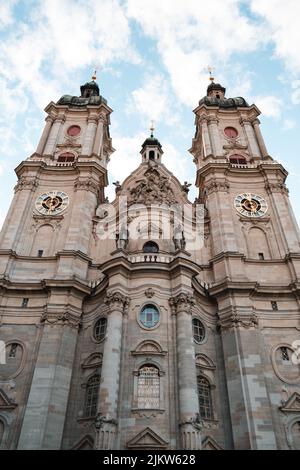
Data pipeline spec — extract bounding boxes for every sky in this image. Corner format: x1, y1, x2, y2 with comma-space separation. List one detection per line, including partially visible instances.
0, 0, 300, 231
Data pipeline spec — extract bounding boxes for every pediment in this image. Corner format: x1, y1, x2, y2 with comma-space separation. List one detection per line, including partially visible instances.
280, 392, 300, 412
202, 436, 223, 450
82, 353, 103, 369
72, 435, 94, 450
126, 427, 168, 449
0, 389, 17, 410
114, 162, 191, 207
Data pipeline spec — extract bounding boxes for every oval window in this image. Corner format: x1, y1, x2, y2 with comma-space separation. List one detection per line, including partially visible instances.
67, 125, 81, 137
224, 127, 238, 139
139, 304, 160, 329
229, 154, 246, 164
192, 318, 205, 343
94, 317, 107, 341
143, 241, 159, 253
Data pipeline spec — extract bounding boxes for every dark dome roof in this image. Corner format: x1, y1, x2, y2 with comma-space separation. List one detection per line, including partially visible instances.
80, 80, 99, 96
207, 82, 226, 95
199, 96, 249, 108
141, 136, 162, 149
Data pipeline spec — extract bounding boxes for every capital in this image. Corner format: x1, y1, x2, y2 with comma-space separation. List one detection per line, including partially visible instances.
104, 291, 130, 314
169, 292, 195, 314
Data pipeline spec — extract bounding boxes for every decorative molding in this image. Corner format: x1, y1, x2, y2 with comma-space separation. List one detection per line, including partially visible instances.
14, 177, 38, 193
265, 182, 289, 195
280, 392, 300, 413
41, 311, 81, 329
31, 214, 63, 231
169, 293, 195, 314
217, 312, 258, 331
145, 288, 155, 298
74, 178, 99, 196
126, 427, 168, 450
104, 291, 130, 314
94, 413, 118, 450
0, 389, 17, 411
202, 435, 223, 450
128, 166, 177, 206
205, 180, 230, 195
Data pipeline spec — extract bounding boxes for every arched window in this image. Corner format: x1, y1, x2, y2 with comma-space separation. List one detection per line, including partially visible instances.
94, 317, 107, 342
149, 150, 155, 160
192, 318, 205, 343
84, 374, 100, 418
143, 241, 159, 253
197, 376, 213, 420
229, 154, 247, 165
137, 365, 160, 409
57, 152, 75, 163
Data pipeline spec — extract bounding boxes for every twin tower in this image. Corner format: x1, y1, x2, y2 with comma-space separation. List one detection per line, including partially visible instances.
0, 77, 300, 450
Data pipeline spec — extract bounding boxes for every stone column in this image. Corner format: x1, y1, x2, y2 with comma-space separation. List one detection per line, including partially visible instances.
17, 312, 80, 449
253, 119, 269, 158
43, 117, 65, 157
94, 291, 129, 450
36, 117, 53, 155
200, 117, 212, 157
240, 119, 260, 159
0, 179, 38, 252
169, 293, 202, 450
208, 118, 223, 157
218, 311, 277, 449
81, 117, 97, 156
92, 115, 105, 158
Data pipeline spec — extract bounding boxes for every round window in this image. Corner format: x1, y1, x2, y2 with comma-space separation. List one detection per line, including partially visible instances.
67, 125, 81, 137
192, 318, 205, 343
139, 304, 160, 329
94, 317, 107, 341
224, 127, 238, 139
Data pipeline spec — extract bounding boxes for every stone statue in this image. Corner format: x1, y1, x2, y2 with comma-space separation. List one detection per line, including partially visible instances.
116, 223, 129, 250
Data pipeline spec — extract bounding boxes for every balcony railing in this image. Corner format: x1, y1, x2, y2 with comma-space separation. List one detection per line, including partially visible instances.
128, 253, 174, 263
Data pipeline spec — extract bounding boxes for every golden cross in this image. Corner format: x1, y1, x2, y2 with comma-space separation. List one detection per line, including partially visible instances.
207, 66, 215, 82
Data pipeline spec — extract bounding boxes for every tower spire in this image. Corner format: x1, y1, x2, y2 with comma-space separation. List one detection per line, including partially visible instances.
150, 120, 155, 138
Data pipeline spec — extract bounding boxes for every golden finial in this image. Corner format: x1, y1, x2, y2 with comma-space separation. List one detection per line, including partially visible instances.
207, 66, 215, 82
92, 70, 97, 81
150, 120, 155, 137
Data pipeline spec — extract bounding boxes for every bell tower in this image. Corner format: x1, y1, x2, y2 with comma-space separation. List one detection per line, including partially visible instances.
190, 77, 300, 449
0, 75, 114, 449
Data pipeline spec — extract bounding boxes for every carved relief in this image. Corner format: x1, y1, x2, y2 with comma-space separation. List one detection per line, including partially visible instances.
128, 167, 177, 206
205, 180, 230, 195
41, 311, 81, 329
74, 179, 99, 196
104, 291, 130, 314
265, 182, 289, 195
169, 293, 195, 314
14, 177, 38, 193
217, 312, 258, 331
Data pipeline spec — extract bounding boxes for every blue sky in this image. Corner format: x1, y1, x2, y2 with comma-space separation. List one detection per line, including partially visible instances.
0, 0, 300, 230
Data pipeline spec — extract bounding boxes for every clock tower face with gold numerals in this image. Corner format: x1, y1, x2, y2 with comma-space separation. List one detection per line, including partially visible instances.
234, 192, 268, 218
35, 191, 69, 215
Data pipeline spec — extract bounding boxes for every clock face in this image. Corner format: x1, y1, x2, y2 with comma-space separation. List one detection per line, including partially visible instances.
234, 193, 268, 218
35, 191, 69, 215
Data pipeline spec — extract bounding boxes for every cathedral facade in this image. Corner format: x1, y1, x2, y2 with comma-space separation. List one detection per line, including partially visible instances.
0, 77, 300, 450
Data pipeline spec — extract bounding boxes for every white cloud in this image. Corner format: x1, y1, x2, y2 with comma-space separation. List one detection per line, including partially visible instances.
127, 0, 263, 105
129, 74, 180, 126
0, 0, 17, 30
0, 0, 139, 109
283, 119, 296, 131
250, 0, 300, 74
291, 80, 300, 104
254, 95, 282, 118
